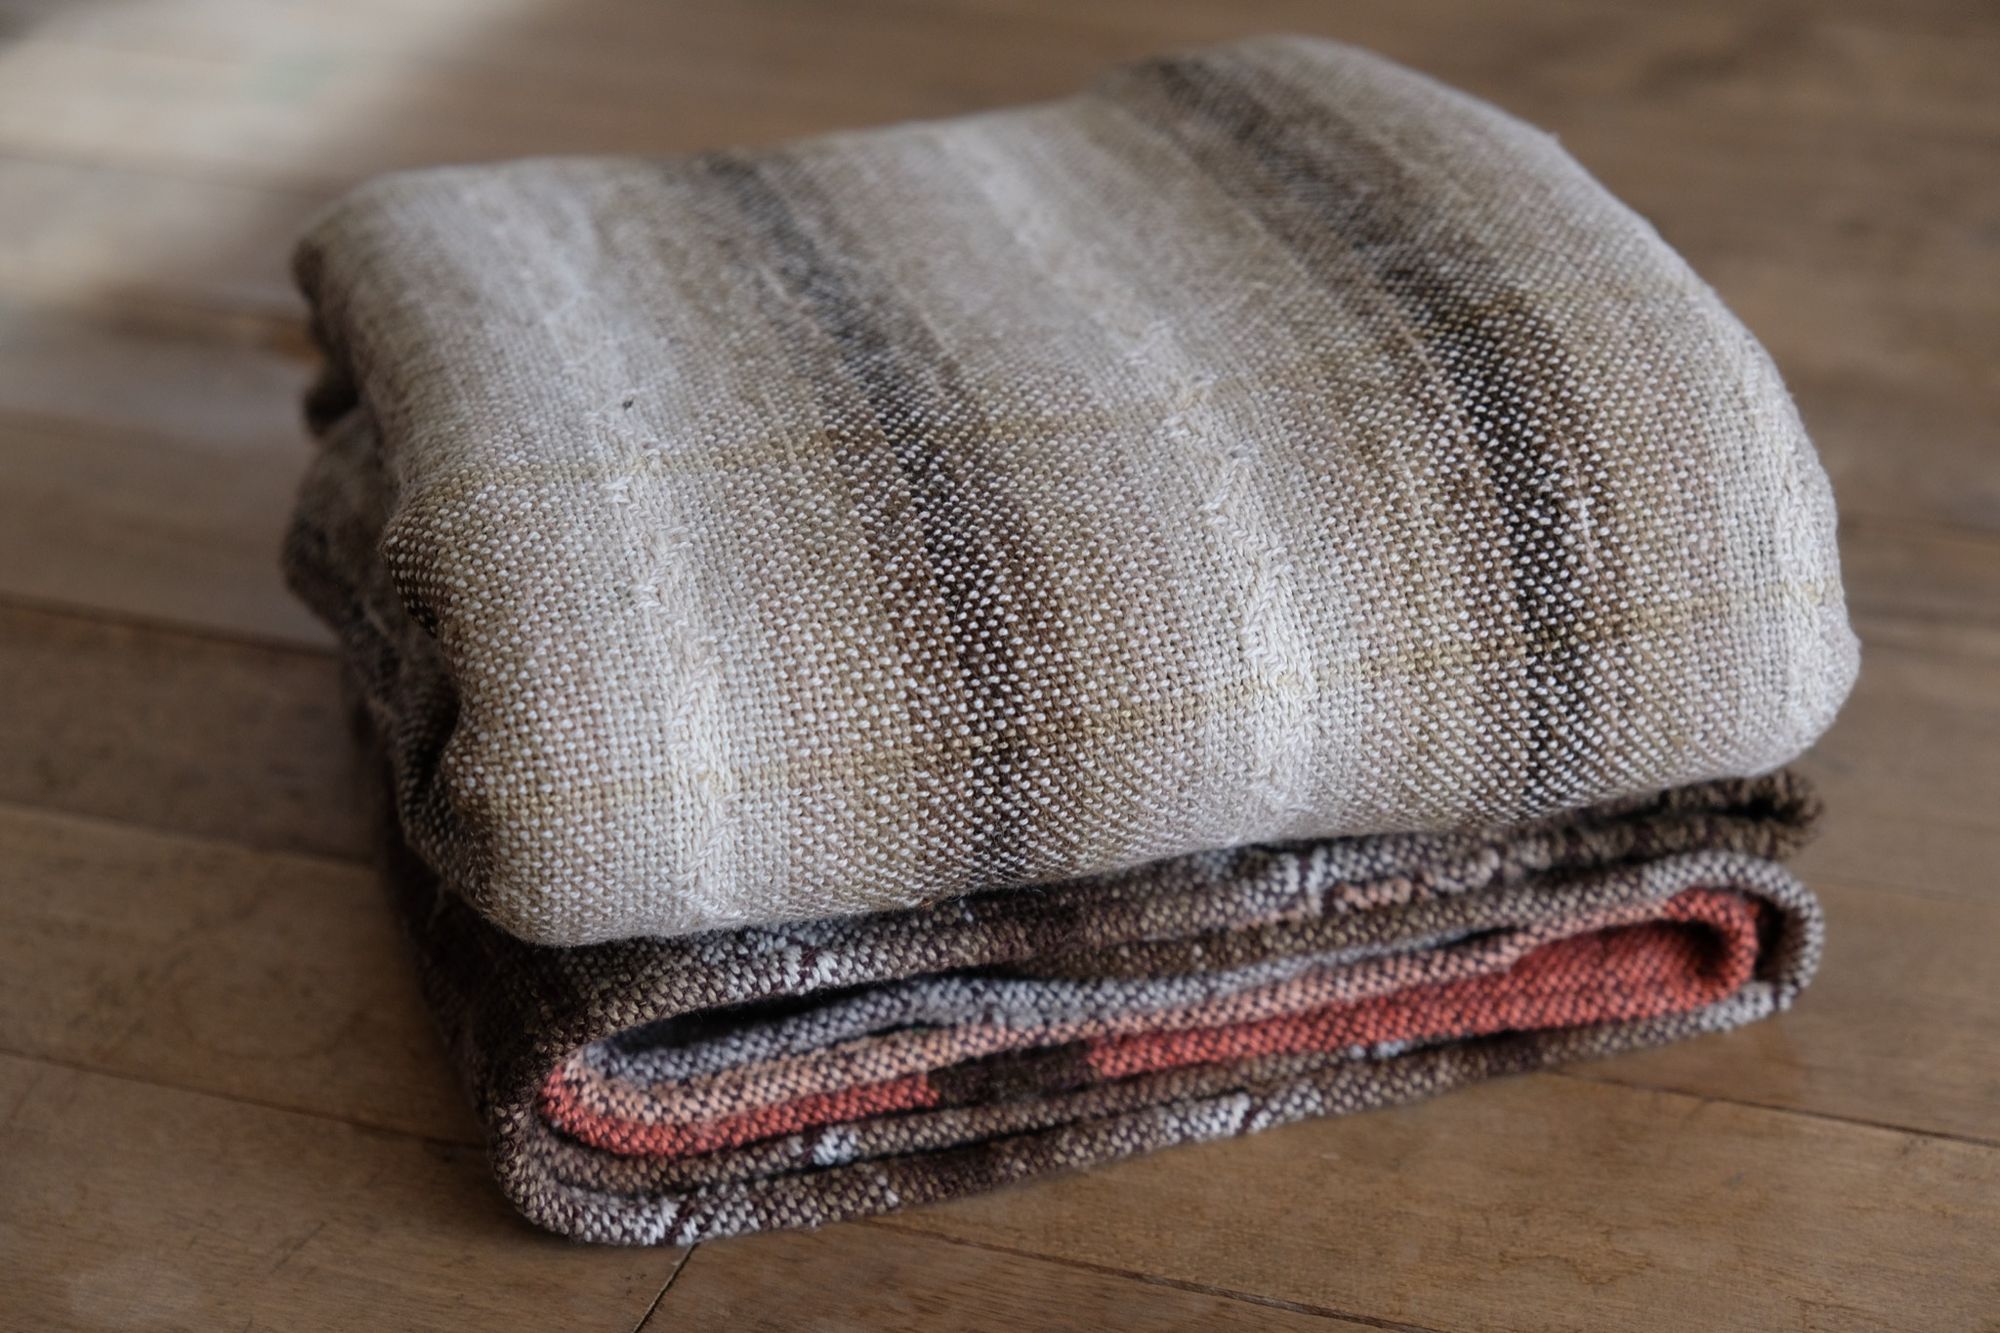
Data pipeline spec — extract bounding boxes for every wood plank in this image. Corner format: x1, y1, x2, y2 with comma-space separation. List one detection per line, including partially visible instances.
6, 691, 1982, 1323
1806, 387, 2000, 538
18, 0, 2000, 126
2, 1, 1994, 191
654, 1224, 1370, 1331
6, 807, 1990, 1328
0, 300, 309, 456
0, 31, 1986, 644
4, 781, 1989, 1160
0, 415, 327, 645
5, 1, 1991, 323
1793, 623, 2000, 906
0, 157, 314, 314
0, 1053, 675, 1332
891, 1075, 2000, 1332
0, 804, 470, 1142
2, 694, 1993, 1317
11, 0, 1988, 52
1840, 518, 2000, 658
0, 252, 319, 638
0, 27, 893, 191
0, 603, 362, 858
6, 20, 1989, 356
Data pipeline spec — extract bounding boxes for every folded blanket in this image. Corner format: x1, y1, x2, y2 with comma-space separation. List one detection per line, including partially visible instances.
368, 772, 1825, 1244
283, 35, 1856, 1244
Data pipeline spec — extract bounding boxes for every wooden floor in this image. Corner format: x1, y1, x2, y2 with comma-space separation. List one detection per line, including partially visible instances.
1, 0, 1995, 1327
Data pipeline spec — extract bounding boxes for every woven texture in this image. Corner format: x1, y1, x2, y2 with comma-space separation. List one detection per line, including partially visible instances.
281, 35, 1856, 1245
373, 771, 1823, 1245
285, 35, 1856, 947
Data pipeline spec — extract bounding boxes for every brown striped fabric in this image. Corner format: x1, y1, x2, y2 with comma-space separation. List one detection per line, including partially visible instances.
288, 35, 1854, 947
367, 769, 1824, 1244
282, 36, 1855, 1244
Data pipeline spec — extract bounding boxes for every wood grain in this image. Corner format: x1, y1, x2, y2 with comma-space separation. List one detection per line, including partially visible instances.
0, 0, 1993, 1327
0, 803, 471, 1142
0, 603, 361, 856
0, 300, 309, 451
0, 157, 313, 313
0, 414, 327, 645
0, 1054, 678, 1332
3, 2, 1995, 196
1793, 638, 2000, 905
890, 1075, 2000, 1332
654, 1223, 1368, 1331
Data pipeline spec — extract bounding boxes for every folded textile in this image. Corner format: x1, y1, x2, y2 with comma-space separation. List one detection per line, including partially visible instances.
372, 771, 1822, 1243
288, 34, 1853, 948
283, 35, 1855, 1244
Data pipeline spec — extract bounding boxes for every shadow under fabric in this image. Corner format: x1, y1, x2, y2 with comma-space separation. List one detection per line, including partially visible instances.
282, 36, 1856, 1244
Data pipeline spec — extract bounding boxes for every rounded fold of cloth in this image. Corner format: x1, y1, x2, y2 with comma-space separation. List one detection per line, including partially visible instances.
378, 769, 1825, 1245
283, 34, 1856, 946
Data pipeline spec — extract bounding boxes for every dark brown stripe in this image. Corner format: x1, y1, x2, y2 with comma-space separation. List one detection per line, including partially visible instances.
929, 1040, 1096, 1105
1118, 53, 1602, 812
698, 150, 1042, 885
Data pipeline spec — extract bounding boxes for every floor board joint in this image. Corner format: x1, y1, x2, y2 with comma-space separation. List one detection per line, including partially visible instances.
632, 1246, 698, 1331
859, 1218, 1455, 1332
0, 1045, 484, 1149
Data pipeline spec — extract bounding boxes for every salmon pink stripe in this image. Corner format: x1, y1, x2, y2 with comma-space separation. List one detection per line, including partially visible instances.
542, 1068, 936, 1158
1091, 888, 1759, 1079
541, 888, 1760, 1162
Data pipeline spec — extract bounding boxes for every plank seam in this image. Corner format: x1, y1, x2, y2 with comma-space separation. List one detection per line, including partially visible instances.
0, 1044, 485, 1150
630, 1245, 696, 1332
0, 588, 335, 660
0, 797, 373, 876
1549, 1069, 2000, 1149
858, 1216, 1449, 1332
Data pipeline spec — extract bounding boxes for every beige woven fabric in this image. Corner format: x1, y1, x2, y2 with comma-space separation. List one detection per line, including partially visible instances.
287, 35, 1855, 945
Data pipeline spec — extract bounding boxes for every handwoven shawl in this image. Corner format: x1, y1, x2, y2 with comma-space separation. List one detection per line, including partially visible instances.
283, 35, 1856, 1244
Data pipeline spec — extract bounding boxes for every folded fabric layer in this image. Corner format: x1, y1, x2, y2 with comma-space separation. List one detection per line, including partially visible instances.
374, 771, 1821, 1244
287, 34, 1855, 947
282, 34, 1855, 1244
542, 887, 1764, 1161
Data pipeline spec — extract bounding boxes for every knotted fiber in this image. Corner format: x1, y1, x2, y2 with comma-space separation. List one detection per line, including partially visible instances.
283, 35, 1856, 1243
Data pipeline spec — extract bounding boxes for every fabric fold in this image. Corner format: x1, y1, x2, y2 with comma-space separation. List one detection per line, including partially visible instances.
369, 776, 1821, 1243
283, 34, 1854, 1244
